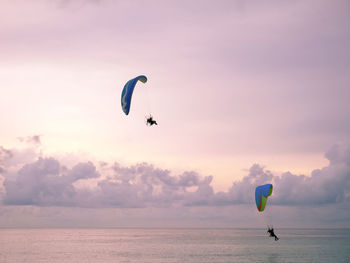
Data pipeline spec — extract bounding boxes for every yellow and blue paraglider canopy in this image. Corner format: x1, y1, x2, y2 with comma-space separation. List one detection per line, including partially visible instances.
255, 184, 273, 212
121, 75, 147, 115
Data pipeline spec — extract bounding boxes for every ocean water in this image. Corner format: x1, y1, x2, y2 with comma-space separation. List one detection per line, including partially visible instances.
0, 228, 349, 263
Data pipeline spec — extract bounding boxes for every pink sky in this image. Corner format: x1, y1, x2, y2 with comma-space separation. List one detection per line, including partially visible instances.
0, 0, 349, 227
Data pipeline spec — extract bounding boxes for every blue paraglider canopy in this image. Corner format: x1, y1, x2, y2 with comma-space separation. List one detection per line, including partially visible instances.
121, 75, 147, 115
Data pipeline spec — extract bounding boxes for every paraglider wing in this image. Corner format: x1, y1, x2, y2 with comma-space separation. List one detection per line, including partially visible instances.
255, 184, 273, 212
121, 75, 147, 115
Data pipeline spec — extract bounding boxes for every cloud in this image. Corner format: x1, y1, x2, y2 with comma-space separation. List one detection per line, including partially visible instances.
0, 146, 13, 163
78, 163, 215, 208
0, 143, 349, 228
56, 0, 101, 9
1, 156, 215, 208
3, 158, 99, 206
17, 135, 42, 145
1, 144, 349, 209
0, 146, 13, 173
212, 144, 350, 207
273, 144, 350, 206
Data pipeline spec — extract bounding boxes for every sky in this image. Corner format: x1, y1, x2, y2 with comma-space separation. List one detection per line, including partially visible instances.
0, 0, 349, 228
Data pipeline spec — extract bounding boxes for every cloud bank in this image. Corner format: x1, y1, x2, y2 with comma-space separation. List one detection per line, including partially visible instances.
1, 144, 349, 209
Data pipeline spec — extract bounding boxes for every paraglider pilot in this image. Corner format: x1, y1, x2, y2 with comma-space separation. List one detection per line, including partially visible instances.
267, 226, 279, 241
146, 115, 158, 126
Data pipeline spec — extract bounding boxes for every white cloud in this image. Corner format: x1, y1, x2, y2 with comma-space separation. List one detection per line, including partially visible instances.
0, 143, 349, 227
1, 143, 349, 210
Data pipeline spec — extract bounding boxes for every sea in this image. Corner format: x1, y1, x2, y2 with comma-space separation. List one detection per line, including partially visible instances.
0, 228, 349, 263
